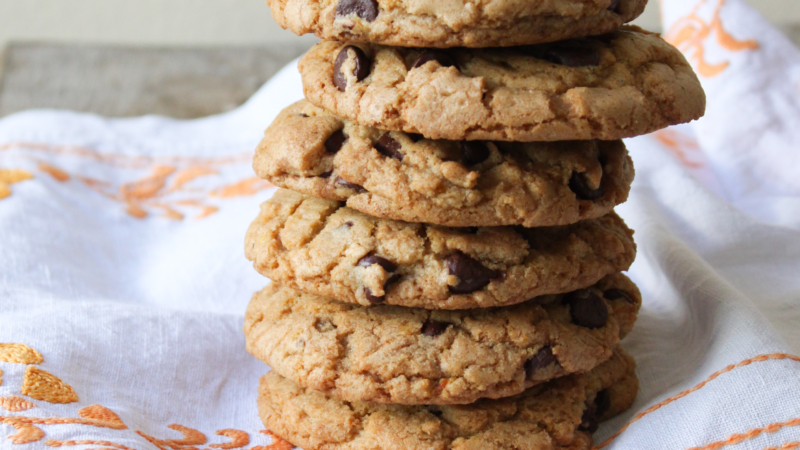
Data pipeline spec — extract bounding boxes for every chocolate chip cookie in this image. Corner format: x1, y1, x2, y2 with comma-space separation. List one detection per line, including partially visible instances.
255, 100, 635, 227
267, 0, 647, 48
257, 347, 638, 450
244, 189, 636, 309
244, 273, 640, 405
299, 26, 706, 141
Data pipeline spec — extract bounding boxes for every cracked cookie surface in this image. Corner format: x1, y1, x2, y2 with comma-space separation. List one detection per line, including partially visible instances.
244, 274, 640, 405
299, 26, 705, 141
244, 189, 636, 309
255, 100, 634, 228
257, 347, 638, 450
267, 0, 647, 48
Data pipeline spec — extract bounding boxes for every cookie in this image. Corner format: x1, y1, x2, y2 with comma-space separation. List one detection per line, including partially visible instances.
254, 100, 635, 228
244, 189, 636, 309
257, 347, 638, 450
299, 26, 706, 141
244, 273, 640, 405
267, 0, 647, 48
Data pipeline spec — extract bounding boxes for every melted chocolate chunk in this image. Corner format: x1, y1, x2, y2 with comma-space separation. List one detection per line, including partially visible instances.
527, 39, 602, 67
461, 141, 490, 166
604, 288, 634, 304
446, 252, 499, 294
412, 50, 459, 70
357, 255, 398, 272
333, 45, 371, 91
335, 0, 379, 21
564, 291, 609, 329
579, 405, 600, 433
421, 320, 450, 337
594, 389, 611, 417
364, 288, 384, 304
569, 172, 605, 200
335, 177, 366, 192
325, 129, 347, 154
374, 132, 404, 161
524, 346, 558, 377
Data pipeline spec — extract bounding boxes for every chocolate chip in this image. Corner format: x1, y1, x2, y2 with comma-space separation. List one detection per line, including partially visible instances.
298, 113, 309, 118
594, 389, 611, 417
569, 172, 604, 200
412, 50, 459, 70
335, 177, 366, 192
604, 289, 634, 304
335, 0, 379, 21
524, 346, 558, 377
565, 291, 608, 329
320, 170, 333, 178
343, 221, 354, 227
357, 255, 398, 272
315, 320, 336, 332
333, 45, 371, 91
531, 39, 601, 67
608, 0, 621, 12
374, 133, 403, 161
408, 133, 424, 142
325, 129, 347, 154
421, 320, 450, 337
446, 252, 499, 294
461, 141, 490, 166
578, 406, 600, 433
364, 288, 384, 304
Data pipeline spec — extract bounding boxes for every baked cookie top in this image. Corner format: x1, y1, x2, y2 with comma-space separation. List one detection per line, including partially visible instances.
299, 26, 706, 141
255, 100, 634, 228
267, 0, 647, 48
244, 189, 637, 309
244, 273, 640, 405
257, 347, 638, 450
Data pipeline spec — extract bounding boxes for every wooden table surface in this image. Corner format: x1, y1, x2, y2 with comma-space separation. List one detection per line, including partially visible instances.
1, 28, 798, 119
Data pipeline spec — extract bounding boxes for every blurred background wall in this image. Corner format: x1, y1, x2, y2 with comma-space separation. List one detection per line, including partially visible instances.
2, 0, 799, 47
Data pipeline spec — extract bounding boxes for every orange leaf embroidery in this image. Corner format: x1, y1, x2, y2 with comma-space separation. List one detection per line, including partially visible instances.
0, 396, 36, 412
21, 367, 78, 404
256, 431, 294, 450
0, 343, 44, 364
169, 166, 218, 192
38, 162, 70, 182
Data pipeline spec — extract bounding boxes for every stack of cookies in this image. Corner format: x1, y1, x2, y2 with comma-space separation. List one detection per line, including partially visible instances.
243, 0, 705, 448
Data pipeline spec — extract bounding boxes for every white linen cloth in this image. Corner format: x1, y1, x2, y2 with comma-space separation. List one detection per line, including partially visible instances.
2, 0, 800, 448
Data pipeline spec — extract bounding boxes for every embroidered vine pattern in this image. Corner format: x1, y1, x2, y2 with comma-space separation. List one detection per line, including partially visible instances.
663, 0, 758, 77
0, 142, 273, 219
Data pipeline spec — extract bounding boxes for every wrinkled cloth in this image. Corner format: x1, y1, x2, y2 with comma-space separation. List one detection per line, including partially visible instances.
2, 0, 800, 448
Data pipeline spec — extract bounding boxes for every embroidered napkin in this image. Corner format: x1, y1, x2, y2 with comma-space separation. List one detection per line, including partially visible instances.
2, 0, 800, 448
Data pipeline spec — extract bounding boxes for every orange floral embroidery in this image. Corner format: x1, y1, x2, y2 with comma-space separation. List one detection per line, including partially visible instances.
0, 344, 294, 450
664, 0, 758, 77
653, 129, 705, 168
594, 353, 800, 449
687, 418, 800, 450
210, 429, 250, 449
0, 344, 44, 365
0, 142, 273, 219
137, 425, 294, 450
0, 169, 34, 200
0, 396, 36, 412
21, 367, 78, 404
